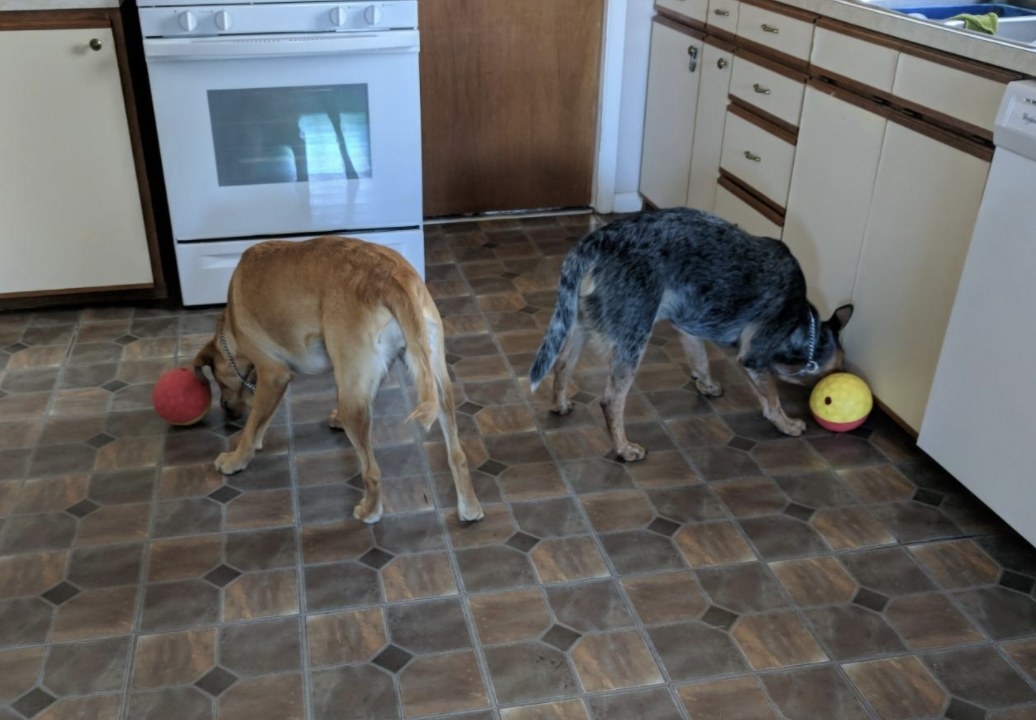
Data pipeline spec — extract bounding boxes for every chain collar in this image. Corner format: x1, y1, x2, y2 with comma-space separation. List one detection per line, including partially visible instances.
218, 329, 256, 392
789, 310, 819, 377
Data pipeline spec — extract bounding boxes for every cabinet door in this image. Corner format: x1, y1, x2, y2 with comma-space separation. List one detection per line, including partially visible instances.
0, 27, 153, 295
639, 20, 703, 209
685, 42, 732, 214
783, 85, 886, 318
845, 121, 989, 431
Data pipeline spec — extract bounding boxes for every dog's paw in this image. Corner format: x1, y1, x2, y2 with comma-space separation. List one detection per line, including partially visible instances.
214, 451, 249, 475
328, 409, 343, 430
695, 378, 723, 397
458, 501, 485, 524
550, 399, 574, 416
776, 417, 807, 437
617, 442, 647, 462
353, 500, 383, 524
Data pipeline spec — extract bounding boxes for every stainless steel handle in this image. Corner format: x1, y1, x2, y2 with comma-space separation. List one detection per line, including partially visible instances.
687, 45, 698, 72
89, 38, 103, 51
761, 23, 780, 33
744, 150, 762, 162
717, 58, 728, 69
753, 83, 771, 95
713, 8, 730, 15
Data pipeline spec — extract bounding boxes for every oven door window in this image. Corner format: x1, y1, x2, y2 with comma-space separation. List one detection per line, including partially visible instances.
145, 48, 421, 241
209, 85, 372, 187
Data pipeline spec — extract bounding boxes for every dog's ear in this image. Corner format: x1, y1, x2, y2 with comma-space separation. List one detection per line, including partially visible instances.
193, 340, 217, 382
827, 304, 854, 335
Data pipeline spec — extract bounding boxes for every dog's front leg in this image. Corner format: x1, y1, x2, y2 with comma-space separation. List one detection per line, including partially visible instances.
676, 330, 723, 397
743, 368, 807, 437
602, 365, 645, 462
215, 368, 291, 475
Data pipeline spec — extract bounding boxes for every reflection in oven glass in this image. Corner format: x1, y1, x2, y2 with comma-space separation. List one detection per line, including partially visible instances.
207, 84, 372, 187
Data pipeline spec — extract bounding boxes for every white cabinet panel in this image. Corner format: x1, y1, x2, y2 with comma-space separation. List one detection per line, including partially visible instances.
783, 86, 886, 317
686, 42, 733, 213
714, 185, 782, 238
706, 0, 739, 34
0, 28, 153, 295
657, 0, 709, 25
893, 52, 1005, 135
845, 121, 990, 431
736, 3, 814, 61
729, 54, 805, 127
640, 21, 704, 209
810, 25, 899, 93
719, 111, 796, 209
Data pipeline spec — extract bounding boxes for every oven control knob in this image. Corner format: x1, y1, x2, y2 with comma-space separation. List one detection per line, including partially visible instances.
329, 6, 348, 27
214, 10, 233, 31
364, 5, 382, 24
177, 10, 198, 32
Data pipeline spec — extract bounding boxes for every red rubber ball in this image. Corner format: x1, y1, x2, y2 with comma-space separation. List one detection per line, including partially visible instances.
152, 367, 212, 426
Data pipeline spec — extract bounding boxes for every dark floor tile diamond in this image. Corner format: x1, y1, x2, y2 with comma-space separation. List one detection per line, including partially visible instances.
853, 587, 889, 612
446, 353, 462, 365
114, 334, 138, 345
373, 644, 413, 673
728, 436, 756, 452
458, 401, 483, 415
944, 697, 988, 720
647, 517, 681, 537
500, 271, 519, 279
519, 305, 539, 315
701, 605, 739, 631
572, 391, 596, 404
85, 432, 116, 449
41, 581, 80, 606
102, 379, 128, 393
1001, 570, 1035, 594
195, 666, 238, 696
784, 503, 815, 521
66, 498, 100, 518
203, 564, 242, 588
208, 485, 242, 504
478, 459, 508, 476
360, 548, 394, 569
4, 342, 28, 353
12, 687, 57, 718
913, 488, 945, 506
542, 624, 581, 651
506, 532, 538, 552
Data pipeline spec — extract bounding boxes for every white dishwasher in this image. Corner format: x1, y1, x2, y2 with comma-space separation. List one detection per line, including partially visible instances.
920, 79, 1036, 547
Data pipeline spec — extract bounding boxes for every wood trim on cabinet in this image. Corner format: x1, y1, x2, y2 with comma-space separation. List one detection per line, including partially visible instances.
805, 77, 896, 120
893, 96, 995, 143
655, 12, 707, 40
735, 48, 809, 84
886, 106, 995, 162
727, 100, 798, 145
733, 36, 810, 73
0, 9, 109, 30
655, 6, 708, 33
704, 33, 737, 54
815, 17, 902, 50
737, 0, 819, 24
718, 172, 786, 226
808, 65, 898, 106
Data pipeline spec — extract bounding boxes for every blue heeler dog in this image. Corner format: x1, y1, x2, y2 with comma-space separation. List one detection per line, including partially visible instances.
530, 208, 853, 461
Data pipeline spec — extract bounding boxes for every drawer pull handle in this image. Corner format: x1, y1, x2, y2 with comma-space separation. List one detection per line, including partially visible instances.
744, 150, 762, 162
89, 38, 103, 51
713, 8, 731, 16
717, 58, 728, 69
753, 83, 771, 95
761, 23, 780, 33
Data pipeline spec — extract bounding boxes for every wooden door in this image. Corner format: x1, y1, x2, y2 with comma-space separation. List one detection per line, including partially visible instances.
419, 0, 604, 218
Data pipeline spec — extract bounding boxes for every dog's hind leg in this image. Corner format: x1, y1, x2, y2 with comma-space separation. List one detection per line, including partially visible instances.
743, 368, 807, 436
336, 395, 383, 523
435, 363, 484, 523
550, 322, 588, 415
676, 330, 723, 397
602, 362, 645, 462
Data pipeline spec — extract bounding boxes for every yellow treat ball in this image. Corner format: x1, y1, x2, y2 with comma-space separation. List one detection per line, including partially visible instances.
810, 372, 873, 432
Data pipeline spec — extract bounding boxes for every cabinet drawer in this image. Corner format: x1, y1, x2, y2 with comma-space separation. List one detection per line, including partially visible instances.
720, 110, 796, 209
707, 0, 739, 34
892, 52, 1005, 136
715, 184, 783, 238
736, 3, 814, 63
656, 0, 708, 25
810, 25, 899, 94
729, 54, 805, 127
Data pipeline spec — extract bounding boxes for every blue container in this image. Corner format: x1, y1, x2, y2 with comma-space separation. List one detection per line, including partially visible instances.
895, 3, 1036, 18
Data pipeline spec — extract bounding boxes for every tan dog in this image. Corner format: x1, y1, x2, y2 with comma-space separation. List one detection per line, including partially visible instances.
193, 236, 484, 525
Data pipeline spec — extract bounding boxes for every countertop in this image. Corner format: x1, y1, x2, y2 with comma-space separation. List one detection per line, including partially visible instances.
4, 0, 1034, 76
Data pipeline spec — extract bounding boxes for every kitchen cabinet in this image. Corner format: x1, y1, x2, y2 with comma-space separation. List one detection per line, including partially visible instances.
0, 9, 164, 305
685, 38, 733, 213
639, 17, 705, 209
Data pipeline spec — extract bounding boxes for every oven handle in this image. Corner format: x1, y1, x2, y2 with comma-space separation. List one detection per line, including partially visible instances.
143, 30, 419, 61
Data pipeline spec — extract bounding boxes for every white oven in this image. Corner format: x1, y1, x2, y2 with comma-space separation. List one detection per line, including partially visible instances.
137, 0, 424, 305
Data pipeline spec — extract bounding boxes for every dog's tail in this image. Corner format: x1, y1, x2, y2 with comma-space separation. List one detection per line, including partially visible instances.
529, 243, 595, 391
383, 279, 440, 431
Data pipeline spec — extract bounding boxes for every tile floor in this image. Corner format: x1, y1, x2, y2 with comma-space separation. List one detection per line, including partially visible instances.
2, 213, 1036, 720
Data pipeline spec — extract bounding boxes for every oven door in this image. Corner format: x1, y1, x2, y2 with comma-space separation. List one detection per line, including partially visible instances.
143, 32, 421, 241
